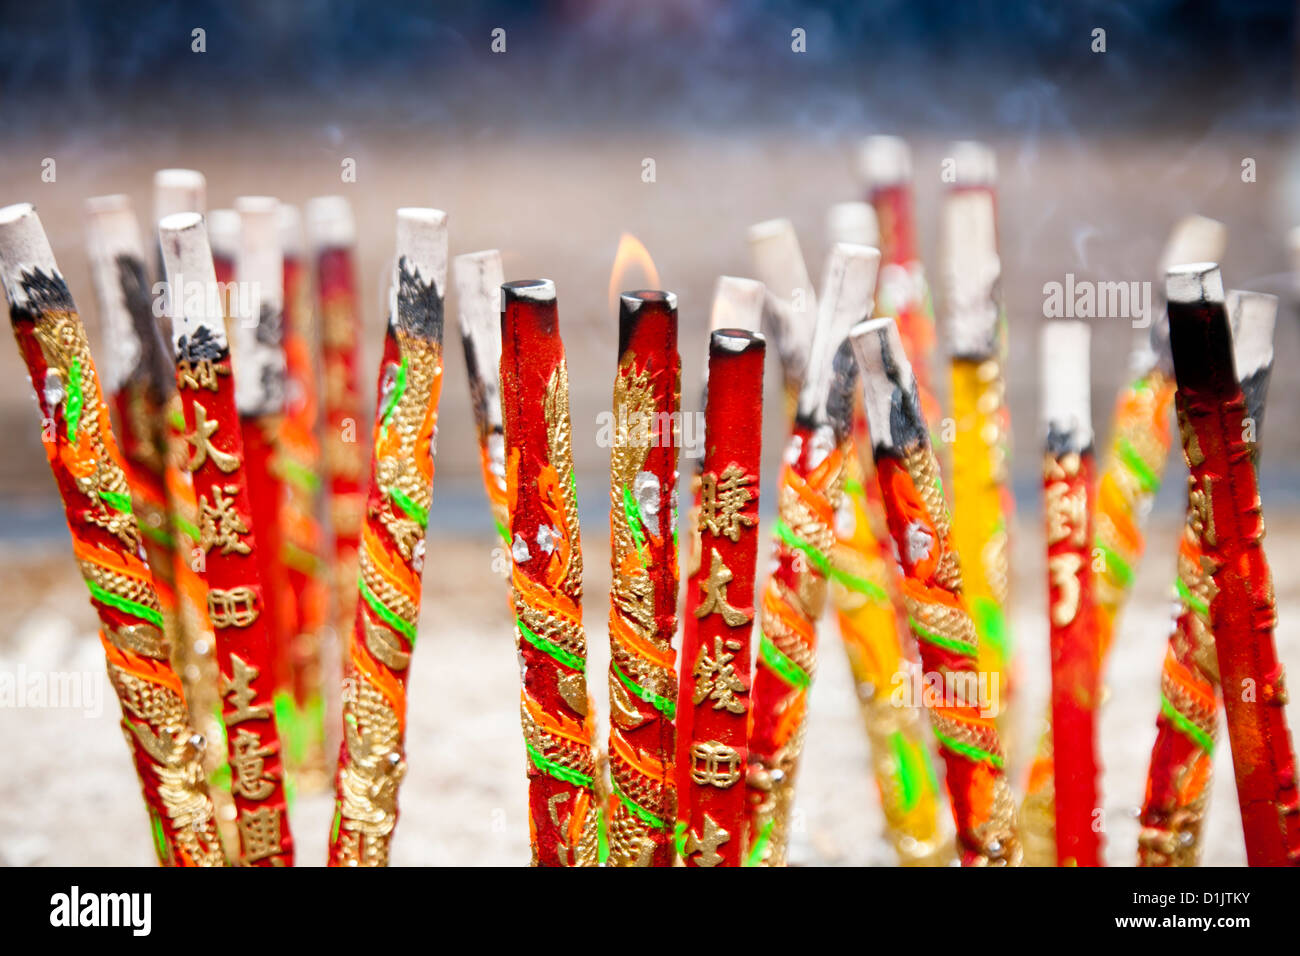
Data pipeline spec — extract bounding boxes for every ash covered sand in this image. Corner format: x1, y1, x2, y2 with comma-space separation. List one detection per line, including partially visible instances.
3, 509, 1300, 867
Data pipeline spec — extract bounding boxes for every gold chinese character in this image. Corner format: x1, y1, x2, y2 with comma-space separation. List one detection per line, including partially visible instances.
185, 402, 239, 473
199, 485, 251, 555
699, 464, 756, 541
689, 740, 743, 788
682, 813, 730, 867
221, 652, 272, 726
1048, 552, 1083, 626
177, 356, 227, 391
208, 586, 260, 628
236, 805, 284, 865
230, 728, 277, 800
693, 551, 751, 627
692, 635, 747, 713
1045, 480, 1087, 546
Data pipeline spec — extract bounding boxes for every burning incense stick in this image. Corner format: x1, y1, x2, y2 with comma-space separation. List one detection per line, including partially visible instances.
1041, 320, 1101, 867
0, 203, 225, 867
277, 204, 329, 785
858, 136, 940, 428
604, 290, 681, 866
748, 218, 816, 406
86, 195, 227, 819
677, 277, 764, 805
746, 242, 879, 866
852, 316, 1021, 866
159, 210, 293, 866
329, 208, 448, 866
678, 329, 765, 867
1141, 287, 1283, 866
501, 279, 600, 867
1021, 214, 1226, 865
453, 249, 508, 541
306, 196, 366, 652
232, 197, 294, 730
1165, 262, 1299, 866
941, 168, 1016, 747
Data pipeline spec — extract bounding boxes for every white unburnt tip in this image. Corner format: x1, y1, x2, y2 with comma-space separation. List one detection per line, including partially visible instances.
1159, 215, 1227, 276
153, 169, 206, 222
207, 209, 239, 259
395, 207, 449, 294
305, 196, 356, 249
0, 204, 59, 302
1041, 320, 1092, 442
1227, 290, 1277, 378
950, 141, 997, 186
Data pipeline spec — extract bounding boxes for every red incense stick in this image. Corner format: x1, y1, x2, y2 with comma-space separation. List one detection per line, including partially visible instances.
1164, 263, 1300, 866
1041, 320, 1102, 866
679, 329, 765, 866
159, 210, 293, 866
501, 279, 600, 866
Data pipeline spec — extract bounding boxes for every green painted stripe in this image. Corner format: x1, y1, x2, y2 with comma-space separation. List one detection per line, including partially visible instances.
330, 805, 341, 845
673, 818, 688, 858
933, 727, 1003, 769
1176, 576, 1209, 619
65, 357, 84, 441
281, 458, 321, 493
970, 597, 1010, 663
843, 476, 866, 497
99, 489, 133, 514
175, 516, 201, 544
1096, 542, 1133, 588
610, 777, 664, 829
758, 632, 810, 689
774, 517, 889, 602
612, 660, 675, 719
140, 521, 174, 549
1161, 694, 1215, 754
890, 731, 920, 812
525, 740, 594, 789
493, 518, 510, 546
622, 485, 647, 566
909, 616, 976, 657
1118, 439, 1160, 494
744, 819, 775, 867
150, 810, 169, 864
597, 805, 610, 864
381, 356, 409, 430
358, 576, 417, 641
517, 619, 584, 672
388, 486, 428, 528
282, 541, 320, 575
87, 581, 164, 627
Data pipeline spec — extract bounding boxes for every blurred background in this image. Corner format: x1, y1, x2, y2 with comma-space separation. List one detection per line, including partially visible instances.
0, 0, 1297, 865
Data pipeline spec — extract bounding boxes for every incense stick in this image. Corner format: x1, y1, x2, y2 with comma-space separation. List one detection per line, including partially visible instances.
679, 329, 765, 866
852, 316, 1021, 866
329, 208, 448, 866
746, 242, 879, 866
453, 249, 509, 541
277, 203, 330, 785
1140, 288, 1280, 866
1164, 262, 1299, 866
748, 218, 816, 405
605, 290, 681, 866
501, 278, 600, 866
306, 196, 367, 659
1040, 320, 1102, 866
1, 203, 225, 867
159, 210, 294, 866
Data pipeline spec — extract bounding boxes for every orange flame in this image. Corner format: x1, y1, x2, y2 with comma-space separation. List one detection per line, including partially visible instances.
607, 233, 661, 314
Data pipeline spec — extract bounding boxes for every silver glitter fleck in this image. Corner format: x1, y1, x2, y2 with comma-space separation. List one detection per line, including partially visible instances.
904, 520, 934, 564
535, 524, 557, 554
43, 370, 65, 410
634, 470, 660, 525
511, 533, 531, 563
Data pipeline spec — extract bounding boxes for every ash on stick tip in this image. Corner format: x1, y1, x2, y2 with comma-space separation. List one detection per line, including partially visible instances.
1041, 320, 1092, 447
827, 201, 879, 248
305, 196, 356, 249
619, 289, 678, 314
710, 328, 765, 355
154, 168, 205, 189
235, 195, 279, 216
158, 211, 204, 233
277, 204, 303, 256
1165, 262, 1223, 305
1160, 215, 1227, 276
207, 209, 239, 257
709, 276, 765, 333
0, 202, 37, 228
503, 278, 556, 303
153, 169, 206, 221
857, 135, 912, 186
1227, 290, 1277, 377
746, 217, 796, 243
850, 317, 905, 375
949, 140, 998, 186
85, 194, 132, 215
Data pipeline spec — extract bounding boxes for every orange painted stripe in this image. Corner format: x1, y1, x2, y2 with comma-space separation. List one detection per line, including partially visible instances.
611, 726, 668, 779
523, 689, 590, 747
609, 607, 675, 670
350, 622, 407, 733
1163, 647, 1217, 712
73, 536, 154, 584
100, 630, 183, 697
362, 525, 421, 606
